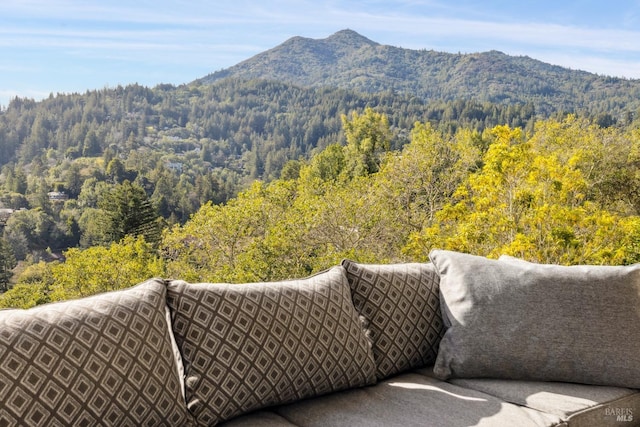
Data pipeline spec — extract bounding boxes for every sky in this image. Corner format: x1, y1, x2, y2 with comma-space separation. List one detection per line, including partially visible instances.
2, 0, 640, 108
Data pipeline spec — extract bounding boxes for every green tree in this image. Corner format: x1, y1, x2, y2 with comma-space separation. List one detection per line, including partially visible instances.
0, 192, 29, 209
27, 177, 52, 213
98, 180, 161, 244
6, 165, 28, 194
4, 208, 55, 252
306, 143, 346, 182
77, 208, 111, 247
49, 236, 164, 301
0, 237, 17, 292
302, 176, 400, 265
151, 170, 177, 218
63, 162, 83, 198
77, 178, 110, 208
162, 181, 271, 282
0, 262, 54, 308
376, 123, 480, 232
405, 124, 640, 265
106, 158, 126, 184
280, 159, 303, 180
2, 227, 29, 261
0, 236, 164, 307
341, 107, 392, 177
82, 129, 100, 157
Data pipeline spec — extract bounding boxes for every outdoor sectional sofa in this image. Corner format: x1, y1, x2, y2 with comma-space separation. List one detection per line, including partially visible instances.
1, 249, 639, 426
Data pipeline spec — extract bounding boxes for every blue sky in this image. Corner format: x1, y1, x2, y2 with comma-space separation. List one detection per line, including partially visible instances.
2, 0, 640, 108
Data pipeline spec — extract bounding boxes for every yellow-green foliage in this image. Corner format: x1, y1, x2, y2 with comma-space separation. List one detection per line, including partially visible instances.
161, 119, 482, 282
49, 236, 164, 301
0, 236, 163, 308
405, 118, 640, 264
0, 262, 54, 309
165, 115, 640, 283
6, 114, 640, 306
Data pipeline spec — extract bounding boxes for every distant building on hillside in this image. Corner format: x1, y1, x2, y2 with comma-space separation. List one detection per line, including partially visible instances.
167, 162, 183, 173
48, 191, 69, 202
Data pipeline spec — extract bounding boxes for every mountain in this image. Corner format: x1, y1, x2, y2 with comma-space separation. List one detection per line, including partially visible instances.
196, 29, 640, 117
1, 31, 638, 263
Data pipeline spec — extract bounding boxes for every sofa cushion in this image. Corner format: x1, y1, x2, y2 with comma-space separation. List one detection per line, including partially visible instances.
449, 376, 640, 427
166, 266, 377, 426
273, 370, 561, 427
429, 250, 640, 388
0, 279, 192, 426
341, 259, 444, 380
220, 410, 299, 426
221, 370, 640, 427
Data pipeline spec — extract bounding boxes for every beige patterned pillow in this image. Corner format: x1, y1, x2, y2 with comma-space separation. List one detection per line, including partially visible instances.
0, 279, 192, 426
341, 260, 444, 380
166, 266, 377, 426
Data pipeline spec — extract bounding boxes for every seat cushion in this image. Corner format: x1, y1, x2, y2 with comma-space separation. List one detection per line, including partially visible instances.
220, 410, 299, 427
221, 371, 640, 427
429, 250, 640, 388
166, 266, 376, 426
0, 279, 192, 426
341, 260, 444, 380
449, 376, 640, 427
273, 371, 561, 427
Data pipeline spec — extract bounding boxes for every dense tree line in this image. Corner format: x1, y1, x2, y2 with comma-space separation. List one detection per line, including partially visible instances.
3, 29, 640, 305
2, 112, 640, 307
0, 79, 539, 173
0, 80, 541, 263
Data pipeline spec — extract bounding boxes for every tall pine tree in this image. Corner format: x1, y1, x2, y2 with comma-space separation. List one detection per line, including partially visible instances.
0, 238, 17, 292
98, 181, 161, 244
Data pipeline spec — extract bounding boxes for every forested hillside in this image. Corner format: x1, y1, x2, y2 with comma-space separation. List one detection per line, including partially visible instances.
2, 29, 640, 303
2, 111, 640, 308
200, 30, 640, 118
0, 79, 537, 264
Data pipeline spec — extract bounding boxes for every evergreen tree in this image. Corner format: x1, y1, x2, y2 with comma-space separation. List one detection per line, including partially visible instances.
64, 162, 83, 198
98, 180, 161, 244
0, 238, 17, 292
106, 158, 126, 184
82, 130, 101, 157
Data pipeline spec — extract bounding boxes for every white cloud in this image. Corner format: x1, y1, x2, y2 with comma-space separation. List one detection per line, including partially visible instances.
531, 52, 640, 79
329, 11, 640, 54
2, 0, 640, 107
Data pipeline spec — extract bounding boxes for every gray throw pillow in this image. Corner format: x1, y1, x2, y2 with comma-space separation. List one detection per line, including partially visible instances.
0, 279, 192, 426
166, 266, 377, 426
341, 259, 444, 380
429, 249, 640, 388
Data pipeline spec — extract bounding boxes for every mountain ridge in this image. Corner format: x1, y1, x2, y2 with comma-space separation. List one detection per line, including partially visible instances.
195, 29, 640, 117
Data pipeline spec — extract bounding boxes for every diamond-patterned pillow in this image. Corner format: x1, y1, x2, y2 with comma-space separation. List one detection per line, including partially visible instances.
166, 266, 377, 426
341, 260, 444, 380
0, 279, 193, 426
